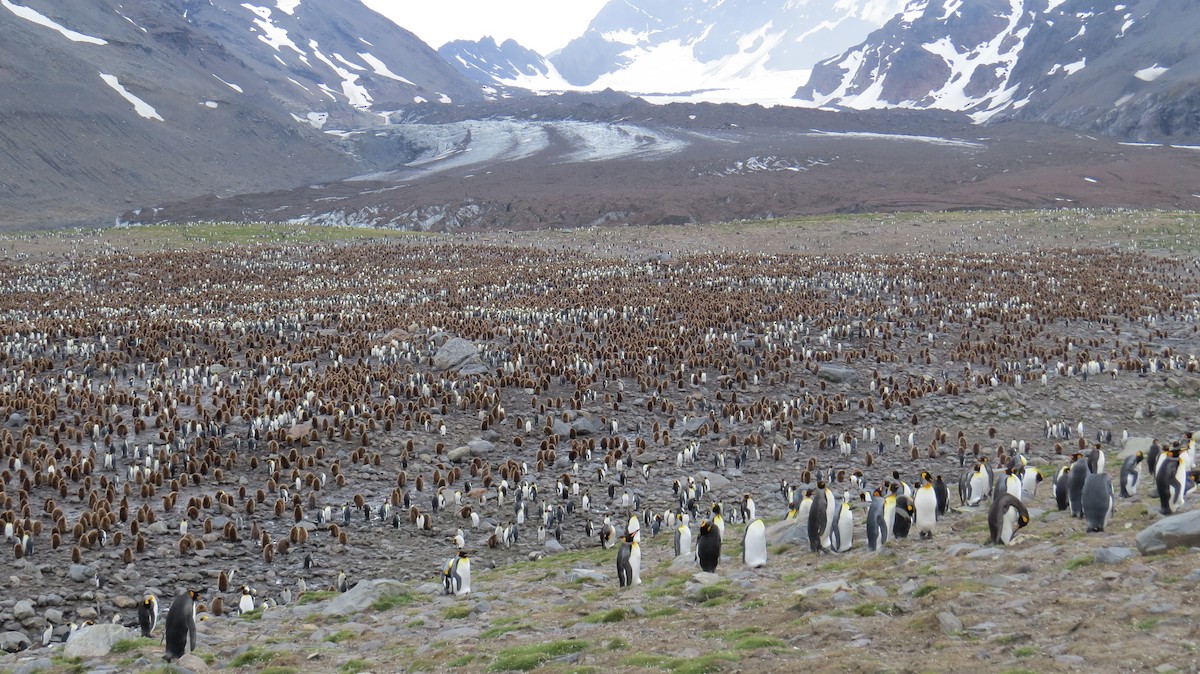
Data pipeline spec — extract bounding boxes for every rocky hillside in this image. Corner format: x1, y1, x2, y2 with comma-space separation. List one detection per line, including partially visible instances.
0, 0, 482, 229
796, 0, 1200, 142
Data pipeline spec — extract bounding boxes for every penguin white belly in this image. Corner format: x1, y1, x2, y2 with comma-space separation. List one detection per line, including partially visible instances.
455, 559, 472, 596
999, 507, 1019, 544
742, 519, 768, 568
674, 526, 692, 558
914, 489, 938, 536
835, 507, 853, 552
1005, 476, 1023, 500
968, 474, 987, 506
630, 543, 642, 585
238, 594, 254, 614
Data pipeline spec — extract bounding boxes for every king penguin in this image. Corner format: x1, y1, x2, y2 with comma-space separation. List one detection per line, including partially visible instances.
696, 519, 721, 573
238, 585, 255, 615
137, 594, 158, 638
829, 493, 854, 552
1053, 463, 1071, 511
446, 550, 471, 596
616, 532, 642, 586
1067, 453, 1090, 518
1119, 451, 1144, 497
865, 489, 888, 552
1155, 450, 1186, 515
742, 518, 767, 568
967, 461, 990, 506
163, 589, 201, 663
1081, 472, 1115, 532
987, 493, 1030, 545
913, 473, 938, 539
807, 484, 829, 552
892, 484, 914, 539
673, 521, 692, 559
933, 475, 949, 517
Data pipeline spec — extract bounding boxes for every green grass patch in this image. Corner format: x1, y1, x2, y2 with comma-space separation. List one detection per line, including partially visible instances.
607, 638, 628, 650
481, 622, 530, 639
372, 590, 417, 611
340, 660, 372, 674
326, 629, 356, 644
1136, 618, 1159, 631
448, 655, 475, 668
230, 646, 276, 667
852, 602, 904, 617
110, 637, 156, 654
407, 618, 425, 628
912, 584, 937, 599
258, 668, 297, 674
689, 584, 728, 603
1013, 646, 1038, 657
443, 604, 473, 620
733, 635, 784, 650
645, 607, 680, 618
239, 607, 264, 621
820, 560, 852, 572
298, 590, 338, 605
487, 639, 587, 672
49, 655, 85, 674
673, 651, 739, 674
1065, 556, 1093, 570
583, 608, 627, 624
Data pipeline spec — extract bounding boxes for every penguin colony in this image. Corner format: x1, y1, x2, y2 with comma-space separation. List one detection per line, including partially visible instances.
0, 229, 1198, 653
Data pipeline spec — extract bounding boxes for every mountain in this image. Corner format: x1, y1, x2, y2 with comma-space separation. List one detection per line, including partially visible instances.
440, 0, 906, 103
0, 0, 482, 228
795, 0, 1200, 141
439, 36, 569, 90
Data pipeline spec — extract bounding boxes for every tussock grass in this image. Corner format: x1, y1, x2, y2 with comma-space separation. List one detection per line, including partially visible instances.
487, 639, 587, 672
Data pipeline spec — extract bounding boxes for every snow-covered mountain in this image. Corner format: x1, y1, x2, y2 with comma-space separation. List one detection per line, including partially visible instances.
795, 0, 1200, 141
0, 0, 482, 228
438, 37, 571, 90
441, 0, 906, 104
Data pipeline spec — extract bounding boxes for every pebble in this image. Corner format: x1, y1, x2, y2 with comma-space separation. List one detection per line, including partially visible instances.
937, 612, 962, 635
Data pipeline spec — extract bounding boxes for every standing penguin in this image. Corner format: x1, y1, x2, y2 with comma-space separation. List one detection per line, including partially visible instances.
673, 522, 692, 559
1053, 464, 1071, 511
616, 532, 642, 587
137, 595, 158, 638
933, 475, 949, 517
864, 490, 889, 552
445, 550, 471, 596
829, 493, 854, 552
599, 518, 616, 549
913, 474, 938, 539
696, 520, 721, 573
807, 484, 829, 552
238, 585, 255, 615
793, 489, 814, 524
1087, 447, 1106, 475
987, 493, 1030, 545
742, 519, 767, 568
1021, 467, 1043, 501
163, 590, 201, 663
1067, 453, 1090, 518
966, 462, 990, 506
1081, 473, 1115, 532
1155, 451, 1186, 515
893, 486, 914, 539
1119, 451, 1144, 498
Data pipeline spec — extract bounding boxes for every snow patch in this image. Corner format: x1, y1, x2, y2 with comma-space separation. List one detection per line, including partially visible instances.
3, 0, 107, 44
276, 0, 300, 14
118, 11, 147, 33
202, 101, 218, 108
1115, 93, 1134, 107
358, 52, 415, 84
1134, 65, 1168, 82
241, 3, 305, 55
99, 72, 163, 121
309, 40, 372, 108
213, 75, 243, 93
290, 111, 327, 128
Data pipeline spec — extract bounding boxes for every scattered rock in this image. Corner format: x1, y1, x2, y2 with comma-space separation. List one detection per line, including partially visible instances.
796, 579, 850, 596
816, 365, 855, 383
1136, 510, 1200, 554
64, 623, 128, 658
1094, 547, 1134, 564
433, 338, 482, 372
322, 579, 407, 617
12, 600, 35, 620
937, 612, 962, 635
0, 631, 31, 653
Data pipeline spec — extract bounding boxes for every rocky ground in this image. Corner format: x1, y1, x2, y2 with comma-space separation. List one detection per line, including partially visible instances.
0, 211, 1199, 674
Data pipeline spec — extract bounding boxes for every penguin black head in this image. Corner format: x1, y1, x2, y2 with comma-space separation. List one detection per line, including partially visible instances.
188, 589, 203, 601
457, 550, 469, 559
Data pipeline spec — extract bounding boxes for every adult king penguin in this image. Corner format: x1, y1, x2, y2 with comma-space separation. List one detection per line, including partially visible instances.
616, 532, 642, 587
163, 589, 201, 663
864, 489, 889, 552
137, 595, 158, 638
444, 550, 472, 596
987, 493, 1030, 545
1053, 463, 1071, 511
1120, 451, 1144, 498
829, 493, 854, 552
1067, 453, 1090, 518
673, 521, 692, 559
742, 519, 767, 568
1082, 472, 1115, 532
696, 520, 721, 573
807, 483, 831, 552
913, 473, 939, 539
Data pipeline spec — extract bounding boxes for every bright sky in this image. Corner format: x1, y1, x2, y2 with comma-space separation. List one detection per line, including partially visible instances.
360, 0, 609, 55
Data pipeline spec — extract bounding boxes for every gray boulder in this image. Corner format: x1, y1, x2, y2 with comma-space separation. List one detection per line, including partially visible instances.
0, 630, 30, 653
323, 579, 407, 616
64, 623, 129, 658
12, 600, 35, 620
695, 471, 731, 493
1094, 547, 1134, 564
1136, 510, 1200, 554
816, 365, 855, 383
1119, 437, 1154, 460
433, 338, 482, 372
